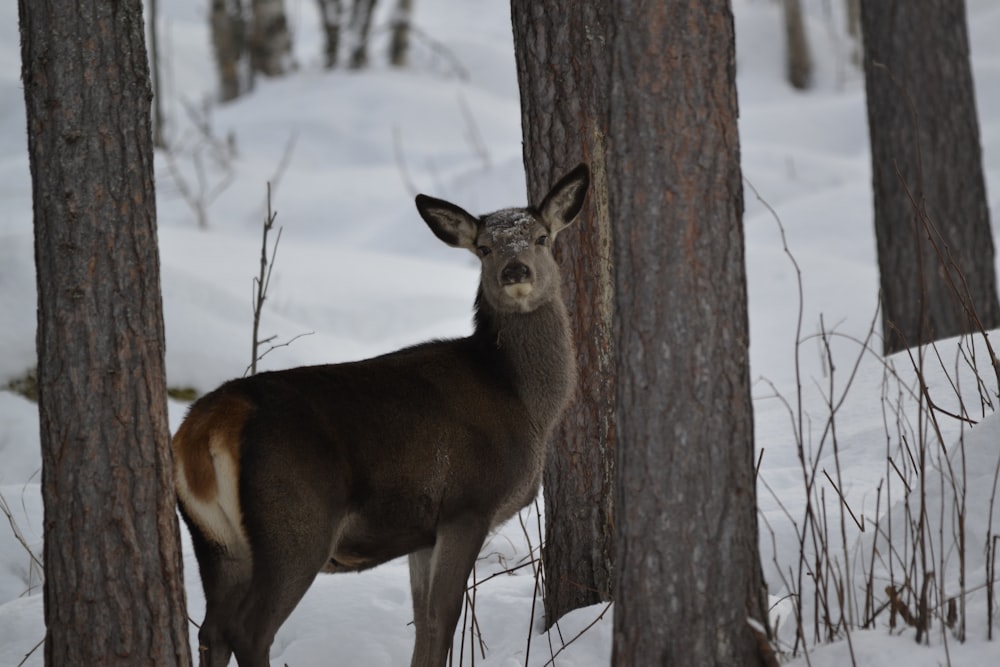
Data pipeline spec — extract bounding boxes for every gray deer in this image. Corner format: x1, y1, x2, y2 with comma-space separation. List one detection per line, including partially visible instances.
173, 164, 589, 667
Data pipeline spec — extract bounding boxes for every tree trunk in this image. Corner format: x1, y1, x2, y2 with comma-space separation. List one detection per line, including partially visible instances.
860, 0, 1000, 354
348, 0, 379, 69
211, 0, 248, 101
607, 2, 769, 664
389, 0, 413, 67
846, 0, 862, 65
250, 0, 293, 76
783, 0, 812, 89
511, 0, 616, 628
18, 1, 191, 664
317, 0, 344, 68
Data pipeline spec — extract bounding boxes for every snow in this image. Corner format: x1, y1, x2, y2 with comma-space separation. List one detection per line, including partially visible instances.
2, 0, 1000, 665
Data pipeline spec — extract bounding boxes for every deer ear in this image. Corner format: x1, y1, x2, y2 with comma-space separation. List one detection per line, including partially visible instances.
416, 195, 480, 250
539, 164, 589, 236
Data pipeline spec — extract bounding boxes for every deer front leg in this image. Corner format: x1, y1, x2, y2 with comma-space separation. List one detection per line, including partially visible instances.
409, 518, 488, 667
408, 547, 432, 640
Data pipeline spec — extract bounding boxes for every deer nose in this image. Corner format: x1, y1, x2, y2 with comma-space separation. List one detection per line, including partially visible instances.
501, 262, 531, 285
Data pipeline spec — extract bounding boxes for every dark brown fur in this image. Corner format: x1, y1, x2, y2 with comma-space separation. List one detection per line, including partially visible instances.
173, 165, 589, 667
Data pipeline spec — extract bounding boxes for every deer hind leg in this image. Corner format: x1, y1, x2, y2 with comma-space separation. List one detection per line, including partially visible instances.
222, 539, 332, 666
183, 518, 252, 667
226, 491, 339, 666
409, 517, 488, 667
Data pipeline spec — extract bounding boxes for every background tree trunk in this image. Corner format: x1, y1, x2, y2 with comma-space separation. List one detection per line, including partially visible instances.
607, 1, 769, 664
860, 0, 1000, 354
783, 0, 812, 89
511, 0, 616, 628
250, 0, 293, 76
846, 0, 862, 65
389, 0, 413, 67
317, 0, 344, 68
18, 1, 191, 663
348, 0, 379, 69
211, 0, 248, 101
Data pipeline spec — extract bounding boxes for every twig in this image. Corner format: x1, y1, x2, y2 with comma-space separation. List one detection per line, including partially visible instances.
539, 603, 611, 667
249, 183, 280, 376
16, 637, 44, 667
0, 491, 43, 575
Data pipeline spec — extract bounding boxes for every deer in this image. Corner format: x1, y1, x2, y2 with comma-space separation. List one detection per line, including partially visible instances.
172, 164, 590, 667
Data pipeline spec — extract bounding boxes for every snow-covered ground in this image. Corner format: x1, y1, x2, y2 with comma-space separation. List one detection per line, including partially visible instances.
2, 0, 1000, 665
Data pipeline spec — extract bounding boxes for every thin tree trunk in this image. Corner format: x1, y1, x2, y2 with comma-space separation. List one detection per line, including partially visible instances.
783, 0, 812, 89
389, 0, 413, 67
860, 0, 1000, 354
348, 0, 379, 69
18, 0, 191, 664
211, 0, 248, 101
846, 0, 861, 65
317, 0, 344, 68
511, 0, 616, 627
608, 1, 769, 664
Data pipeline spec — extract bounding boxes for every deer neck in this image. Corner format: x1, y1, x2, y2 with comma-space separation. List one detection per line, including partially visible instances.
473, 288, 576, 432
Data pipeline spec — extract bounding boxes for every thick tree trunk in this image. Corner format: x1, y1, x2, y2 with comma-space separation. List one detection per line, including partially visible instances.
860, 0, 1000, 354
18, 1, 191, 664
607, 2, 769, 664
511, 0, 616, 628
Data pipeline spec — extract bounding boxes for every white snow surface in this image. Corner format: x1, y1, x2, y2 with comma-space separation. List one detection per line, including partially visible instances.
2, 0, 1000, 665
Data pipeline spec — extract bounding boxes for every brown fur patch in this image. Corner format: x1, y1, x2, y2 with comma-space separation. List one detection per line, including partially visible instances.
173, 391, 254, 502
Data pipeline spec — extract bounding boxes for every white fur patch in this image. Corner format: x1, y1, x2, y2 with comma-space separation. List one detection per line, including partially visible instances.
504, 283, 534, 298
175, 436, 249, 551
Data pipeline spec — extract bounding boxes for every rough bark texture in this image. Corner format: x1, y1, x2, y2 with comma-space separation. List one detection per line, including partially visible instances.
860, 0, 1000, 354
607, 2, 769, 665
18, 1, 191, 664
511, 0, 616, 627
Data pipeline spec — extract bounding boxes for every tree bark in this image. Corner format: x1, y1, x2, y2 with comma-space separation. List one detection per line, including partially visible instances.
18, 1, 191, 664
607, 2, 769, 664
511, 0, 616, 627
860, 0, 1000, 354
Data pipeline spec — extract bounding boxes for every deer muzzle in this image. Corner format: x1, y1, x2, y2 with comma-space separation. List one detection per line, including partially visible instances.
501, 261, 533, 298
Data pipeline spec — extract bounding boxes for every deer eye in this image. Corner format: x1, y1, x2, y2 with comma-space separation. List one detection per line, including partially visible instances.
477, 246, 491, 257
535, 235, 549, 246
